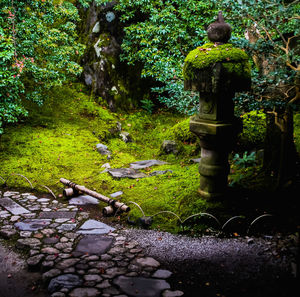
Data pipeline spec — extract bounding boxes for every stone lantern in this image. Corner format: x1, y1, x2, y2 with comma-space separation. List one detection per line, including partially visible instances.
183, 12, 251, 199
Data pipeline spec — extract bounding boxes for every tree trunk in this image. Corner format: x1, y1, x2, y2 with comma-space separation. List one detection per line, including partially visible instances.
263, 106, 297, 188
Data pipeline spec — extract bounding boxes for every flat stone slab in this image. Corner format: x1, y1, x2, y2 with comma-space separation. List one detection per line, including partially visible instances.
130, 160, 167, 169
74, 235, 114, 256
108, 168, 147, 179
15, 219, 51, 231
77, 219, 115, 235
38, 211, 77, 219
110, 191, 123, 198
0, 198, 30, 215
114, 276, 170, 297
68, 195, 99, 205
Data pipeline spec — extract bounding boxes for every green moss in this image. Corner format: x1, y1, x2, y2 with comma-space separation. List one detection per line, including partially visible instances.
165, 117, 197, 143
183, 43, 251, 81
294, 112, 300, 154
237, 110, 267, 151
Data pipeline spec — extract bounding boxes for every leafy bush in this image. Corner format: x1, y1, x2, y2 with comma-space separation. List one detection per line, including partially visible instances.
0, 0, 85, 135
238, 110, 266, 150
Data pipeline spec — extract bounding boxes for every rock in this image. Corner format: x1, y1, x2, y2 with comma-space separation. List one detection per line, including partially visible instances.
37, 198, 50, 203
102, 267, 127, 278
96, 279, 110, 289
113, 276, 170, 297
160, 140, 180, 155
83, 274, 103, 282
108, 168, 147, 179
51, 292, 66, 297
27, 254, 45, 269
42, 247, 60, 254
10, 215, 21, 222
15, 219, 51, 231
162, 290, 184, 297
96, 144, 111, 155
16, 238, 41, 249
69, 195, 99, 205
110, 191, 123, 198
120, 131, 132, 143
149, 170, 173, 177
69, 288, 100, 297
39, 211, 77, 219
42, 260, 55, 271
190, 158, 201, 163
0, 228, 17, 239
42, 269, 62, 281
136, 257, 160, 268
92, 21, 100, 33
48, 274, 82, 293
77, 219, 115, 235
0, 198, 30, 215
56, 258, 80, 270
152, 269, 172, 279
57, 224, 77, 231
130, 160, 168, 169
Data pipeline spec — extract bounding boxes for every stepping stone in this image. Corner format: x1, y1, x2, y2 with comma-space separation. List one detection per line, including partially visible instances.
69, 195, 99, 205
108, 168, 147, 179
0, 198, 30, 215
149, 170, 172, 176
38, 211, 77, 219
48, 274, 82, 293
130, 160, 167, 169
73, 235, 114, 256
110, 191, 123, 198
77, 219, 115, 234
15, 219, 51, 231
152, 269, 172, 279
113, 276, 170, 297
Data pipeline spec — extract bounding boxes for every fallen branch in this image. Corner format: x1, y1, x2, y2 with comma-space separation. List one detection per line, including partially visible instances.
60, 178, 130, 213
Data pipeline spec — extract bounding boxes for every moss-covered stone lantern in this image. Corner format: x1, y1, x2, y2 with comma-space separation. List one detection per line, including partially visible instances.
184, 12, 251, 199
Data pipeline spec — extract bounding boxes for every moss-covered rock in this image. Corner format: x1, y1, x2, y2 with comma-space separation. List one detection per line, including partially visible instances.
183, 43, 251, 82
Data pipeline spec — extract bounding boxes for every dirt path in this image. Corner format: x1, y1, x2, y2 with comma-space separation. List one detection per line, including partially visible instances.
0, 240, 46, 297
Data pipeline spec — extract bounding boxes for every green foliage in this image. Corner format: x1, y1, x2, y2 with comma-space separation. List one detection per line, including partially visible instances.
140, 98, 155, 114
0, 0, 85, 135
90, 0, 217, 114
183, 43, 251, 80
238, 110, 266, 150
233, 151, 256, 168
212, 0, 299, 112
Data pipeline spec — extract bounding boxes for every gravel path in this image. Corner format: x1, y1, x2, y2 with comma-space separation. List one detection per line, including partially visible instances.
125, 229, 299, 297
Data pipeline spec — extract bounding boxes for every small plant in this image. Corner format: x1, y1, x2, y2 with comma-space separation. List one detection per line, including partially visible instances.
233, 151, 256, 168
140, 98, 155, 114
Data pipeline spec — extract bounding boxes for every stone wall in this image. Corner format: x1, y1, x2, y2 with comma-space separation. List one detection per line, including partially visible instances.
79, 1, 148, 111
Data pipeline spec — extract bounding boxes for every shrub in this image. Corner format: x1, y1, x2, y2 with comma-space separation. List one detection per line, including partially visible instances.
238, 110, 266, 150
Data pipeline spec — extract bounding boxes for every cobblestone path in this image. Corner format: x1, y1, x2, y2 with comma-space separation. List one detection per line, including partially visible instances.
0, 190, 183, 297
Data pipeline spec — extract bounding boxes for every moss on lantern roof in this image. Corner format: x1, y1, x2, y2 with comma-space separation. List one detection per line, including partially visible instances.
183, 43, 251, 81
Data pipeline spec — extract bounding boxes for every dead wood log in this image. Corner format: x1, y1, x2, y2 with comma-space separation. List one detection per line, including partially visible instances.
60, 178, 130, 213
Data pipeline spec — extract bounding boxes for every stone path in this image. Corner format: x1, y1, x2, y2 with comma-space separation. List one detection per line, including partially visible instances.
0, 190, 183, 297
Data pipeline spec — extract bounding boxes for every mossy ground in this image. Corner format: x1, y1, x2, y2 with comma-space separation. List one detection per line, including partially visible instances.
1, 84, 299, 234
0, 84, 215, 233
